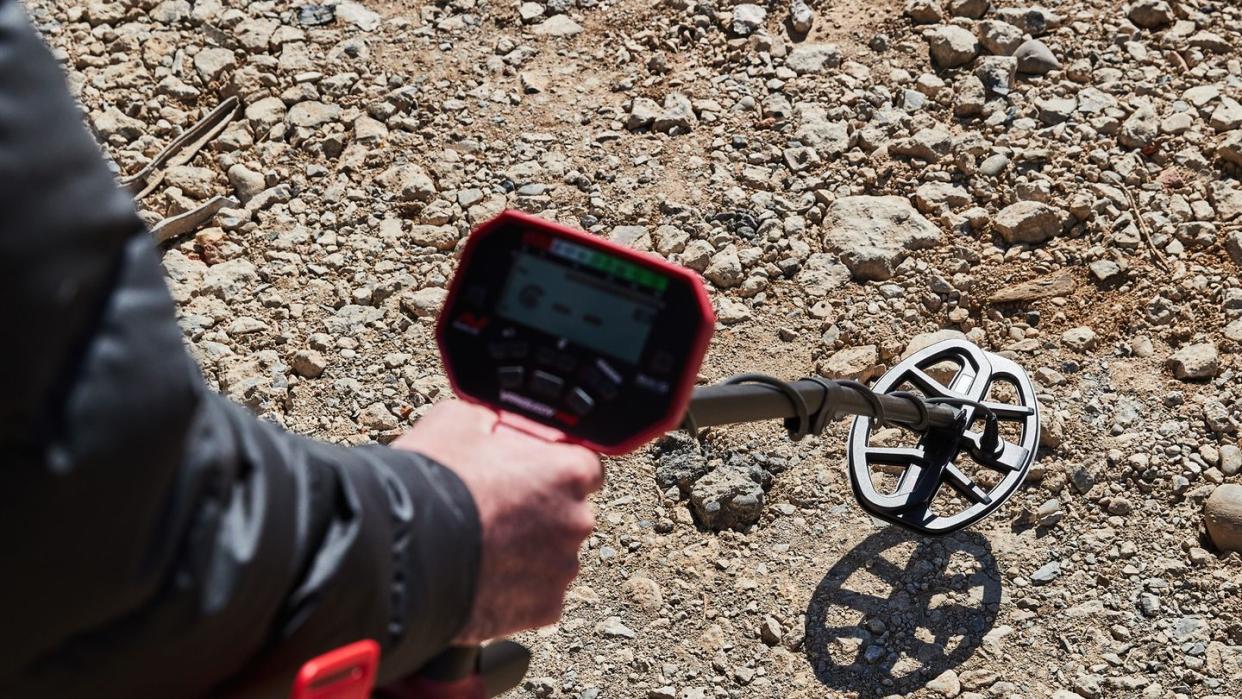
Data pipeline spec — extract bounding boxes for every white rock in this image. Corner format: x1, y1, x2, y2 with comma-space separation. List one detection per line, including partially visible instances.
785, 43, 841, 74
1128, 0, 1175, 29
732, 4, 766, 36
976, 19, 1024, 56
193, 47, 236, 83
905, 0, 942, 24
335, 0, 382, 31
927, 25, 979, 68
821, 196, 941, 281
1014, 39, 1059, 74
533, 14, 583, 36
1167, 343, 1219, 380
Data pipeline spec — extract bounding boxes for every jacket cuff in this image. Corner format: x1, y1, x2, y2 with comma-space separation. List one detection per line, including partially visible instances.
364, 446, 480, 679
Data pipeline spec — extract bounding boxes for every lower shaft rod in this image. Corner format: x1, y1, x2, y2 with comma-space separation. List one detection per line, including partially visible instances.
683, 378, 960, 432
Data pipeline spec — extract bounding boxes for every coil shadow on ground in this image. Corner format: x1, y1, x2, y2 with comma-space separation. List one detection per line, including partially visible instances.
803, 527, 1002, 696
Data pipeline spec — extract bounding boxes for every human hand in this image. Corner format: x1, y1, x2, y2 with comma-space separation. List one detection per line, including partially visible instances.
392, 400, 602, 643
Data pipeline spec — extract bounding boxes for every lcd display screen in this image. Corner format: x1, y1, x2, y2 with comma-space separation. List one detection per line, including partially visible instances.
496, 252, 660, 363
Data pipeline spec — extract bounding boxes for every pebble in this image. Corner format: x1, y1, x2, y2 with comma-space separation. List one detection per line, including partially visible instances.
1014, 39, 1059, 74
993, 201, 1068, 244
927, 25, 979, 68
1167, 343, 1219, 380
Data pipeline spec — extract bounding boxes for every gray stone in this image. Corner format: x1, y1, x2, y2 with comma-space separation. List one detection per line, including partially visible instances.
785, 43, 841, 74
379, 163, 437, 203
993, 201, 1067, 244
290, 349, 327, 379
1167, 343, 1219, 380
1119, 104, 1158, 149
245, 96, 287, 128
1014, 39, 1059, 74
821, 196, 942, 280
890, 126, 952, 162
401, 287, 449, 318
654, 93, 697, 133
995, 7, 1060, 36
905, 0, 942, 24
1061, 327, 1096, 351
794, 103, 852, 156
818, 345, 880, 380
533, 14, 583, 36
954, 75, 987, 118
194, 47, 236, 83
789, 0, 814, 33
595, 616, 637, 638
732, 4, 766, 36
1220, 445, 1241, 476
1036, 96, 1077, 125
1211, 98, 1242, 132
948, 0, 988, 19
1031, 560, 1061, 584
288, 101, 341, 128
690, 464, 766, 531
927, 669, 962, 697
974, 56, 1017, 95
335, 0, 381, 31
797, 253, 850, 296
928, 25, 979, 68
227, 164, 265, 203
626, 97, 660, 131
977, 19, 1024, 56
92, 107, 145, 141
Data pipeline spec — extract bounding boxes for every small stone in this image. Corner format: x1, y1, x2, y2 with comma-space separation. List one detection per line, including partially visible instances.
379, 163, 437, 203
1211, 98, 1242, 132
532, 14, 583, 37
927, 669, 962, 697
518, 2, 543, 23
732, 4, 766, 36
928, 25, 979, 68
689, 464, 765, 530
194, 47, 236, 83
1220, 132, 1242, 167
1014, 39, 1059, 74
1119, 104, 1158, 149
291, 349, 328, 378
759, 616, 783, 645
789, 0, 814, 33
993, 201, 1068, 244
954, 75, 987, 118
818, 345, 880, 381
1219, 446, 1241, 476
1061, 327, 1096, 352
974, 56, 1017, 95
1031, 560, 1061, 584
227, 164, 265, 203
1167, 343, 1219, 380
785, 43, 841, 74
623, 575, 663, 611
654, 93, 697, 133
1128, 0, 1174, 29
1089, 260, 1122, 282
977, 19, 1024, 56
594, 616, 636, 638
1204, 484, 1242, 553
359, 402, 399, 430
335, 0, 381, 31
401, 287, 449, 318
287, 101, 341, 128
948, 0, 988, 19
905, 0, 942, 24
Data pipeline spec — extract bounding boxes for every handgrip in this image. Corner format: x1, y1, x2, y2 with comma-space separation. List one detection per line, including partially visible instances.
380, 641, 531, 699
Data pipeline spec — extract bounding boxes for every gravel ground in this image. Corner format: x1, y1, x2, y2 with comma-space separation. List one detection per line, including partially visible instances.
25, 0, 1242, 696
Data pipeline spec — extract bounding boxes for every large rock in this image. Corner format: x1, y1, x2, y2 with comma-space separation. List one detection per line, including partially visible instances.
818, 345, 881, 381
653, 93, 697, 133
288, 101, 341, 128
889, 126, 952, 162
1167, 343, 1219, 380
796, 252, 850, 296
821, 196, 942, 280
993, 201, 1068, 244
928, 25, 979, 68
1205, 484, 1242, 553
785, 43, 841, 74
690, 464, 766, 531
194, 47, 236, 83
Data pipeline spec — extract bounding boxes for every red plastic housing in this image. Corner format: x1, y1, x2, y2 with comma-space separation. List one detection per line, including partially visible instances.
435, 210, 715, 455
291, 640, 379, 699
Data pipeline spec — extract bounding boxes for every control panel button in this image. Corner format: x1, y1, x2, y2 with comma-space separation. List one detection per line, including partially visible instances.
566, 387, 595, 416
498, 366, 525, 390
530, 370, 564, 400
488, 340, 530, 360
583, 366, 620, 401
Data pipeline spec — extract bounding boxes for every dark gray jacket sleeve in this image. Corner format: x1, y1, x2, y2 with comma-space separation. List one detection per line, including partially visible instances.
0, 2, 479, 697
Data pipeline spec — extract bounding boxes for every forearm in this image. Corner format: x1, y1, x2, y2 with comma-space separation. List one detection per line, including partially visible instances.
0, 3, 479, 695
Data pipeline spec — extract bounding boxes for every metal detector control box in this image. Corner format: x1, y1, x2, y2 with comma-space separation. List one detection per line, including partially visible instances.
436, 211, 715, 454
